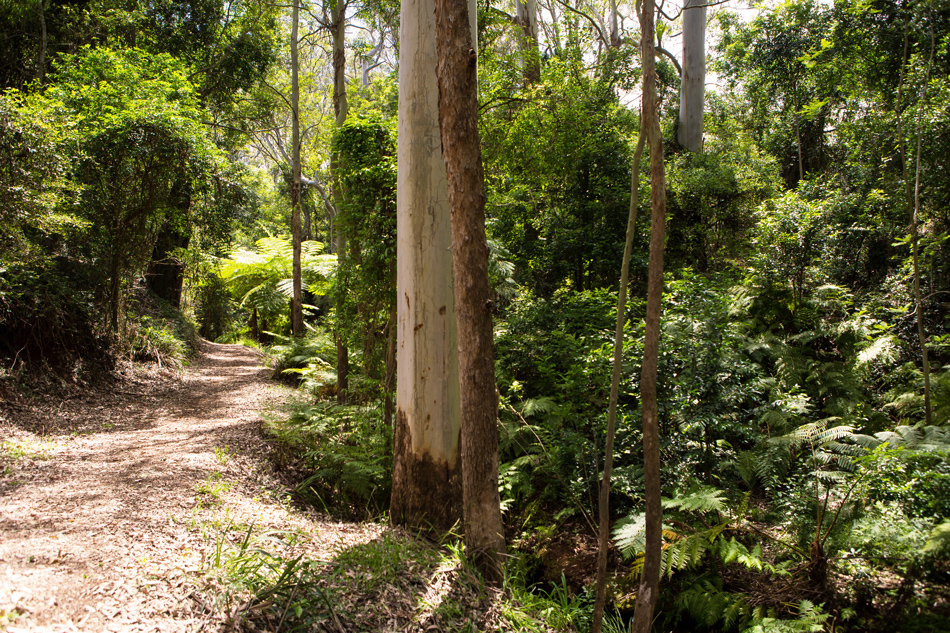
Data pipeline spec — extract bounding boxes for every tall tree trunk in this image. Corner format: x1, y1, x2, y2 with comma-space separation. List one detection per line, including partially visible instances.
391, 0, 463, 534
332, 0, 350, 403
677, 0, 705, 152
631, 0, 666, 630
290, 0, 304, 338
434, 0, 506, 584
593, 122, 645, 633
515, 0, 540, 84
911, 28, 935, 425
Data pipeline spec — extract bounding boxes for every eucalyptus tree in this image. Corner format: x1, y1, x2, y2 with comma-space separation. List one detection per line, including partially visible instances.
434, 0, 506, 582
678, 0, 705, 151
390, 0, 463, 533
291, 0, 304, 336
515, 0, 541, 83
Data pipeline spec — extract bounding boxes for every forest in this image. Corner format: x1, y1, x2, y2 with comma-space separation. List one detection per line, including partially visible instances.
1, 0, 949, 631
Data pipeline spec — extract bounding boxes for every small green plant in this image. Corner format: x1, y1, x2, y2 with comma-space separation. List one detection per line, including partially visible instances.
1, 437, 56, 461
214, 446, 232, 465
265, 400, 392, 519
195, 472, 233, 501
128, 318, 188, 368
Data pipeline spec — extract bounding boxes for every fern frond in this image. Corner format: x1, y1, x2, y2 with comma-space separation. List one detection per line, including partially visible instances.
521, 396, 561, 419
922, 520, 950, 556
614, 512, 646, 557
663, 485, 727, 514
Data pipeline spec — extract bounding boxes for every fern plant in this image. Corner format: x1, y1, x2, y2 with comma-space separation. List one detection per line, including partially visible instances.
219, 237, 336, 334
614, 485, 763, 579
264, 399, 392, 519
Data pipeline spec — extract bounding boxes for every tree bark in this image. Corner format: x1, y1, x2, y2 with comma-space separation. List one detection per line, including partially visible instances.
609, 0, 621, 48
290, 0, 304, 338
516, 0, 541, 84
391, 0, 463, 534
145, 221, 189, 309
434, 0, 506, 584
593, 122, 645, 633
677, 0, 705, 152
631, 0, 666, 629
331, 0, 350, 402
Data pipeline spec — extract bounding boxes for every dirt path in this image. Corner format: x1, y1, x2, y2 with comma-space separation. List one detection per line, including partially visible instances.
0, 343, 381, 632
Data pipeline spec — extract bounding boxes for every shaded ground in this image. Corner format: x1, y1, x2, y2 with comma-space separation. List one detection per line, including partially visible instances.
0, 342, 390, 632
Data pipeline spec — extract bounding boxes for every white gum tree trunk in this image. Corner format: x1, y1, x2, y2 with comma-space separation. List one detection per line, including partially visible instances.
678, 0, 706, 152
516, 0, 540, 83
390, 0, 463, 532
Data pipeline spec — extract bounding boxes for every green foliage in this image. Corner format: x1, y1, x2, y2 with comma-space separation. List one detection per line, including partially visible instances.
0, 263, 111, 378
269, 330, 337, 387
614, 485, 767, 581
219, 237, 336, 337
923, 520, 950, 557
665, 125, 780, 271
265, 399, 391, 519
0, 92, 77, 264
194, 274, 235, 341
128, 319, 188, 369
332, 117, 396, 384
480, 56, 639, 295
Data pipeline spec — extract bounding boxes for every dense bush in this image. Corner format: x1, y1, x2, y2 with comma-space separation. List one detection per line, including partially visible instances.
0, 264, 112, 380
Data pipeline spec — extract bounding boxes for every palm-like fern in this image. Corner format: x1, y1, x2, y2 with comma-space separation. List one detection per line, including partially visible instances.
219, 237, 337, 322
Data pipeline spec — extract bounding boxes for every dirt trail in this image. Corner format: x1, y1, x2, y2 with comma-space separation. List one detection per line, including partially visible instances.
0, 342, 368, 632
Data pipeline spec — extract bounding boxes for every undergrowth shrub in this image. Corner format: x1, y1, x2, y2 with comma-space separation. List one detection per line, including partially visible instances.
127, 292, 200, 367
265, 400, 391, 519
194, 274, 235, 341
0, 263, 112, 380
128, 317, 189, 368
269, 331, 337, 387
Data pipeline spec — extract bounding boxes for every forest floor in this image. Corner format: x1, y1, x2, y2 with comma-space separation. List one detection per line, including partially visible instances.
0, 343, 506, 632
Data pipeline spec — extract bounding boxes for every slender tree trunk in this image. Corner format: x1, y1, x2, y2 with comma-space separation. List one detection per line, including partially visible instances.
290, 0, 304, 338
609, 0, 620, 48
912, 25, 936, 425
109, 247, 122, 338
434, 0, 506, 583
677, 0, 705, 152
631, 0, 666, 629
391, 0, 463, 534
37, 0, 47, 83
384, 300, 397, 429
897, 19, 934, 425
593, 123, 645, 633
332, 0, 350, 402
